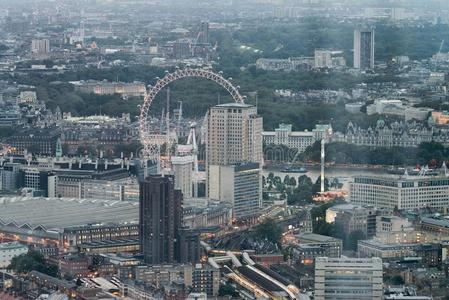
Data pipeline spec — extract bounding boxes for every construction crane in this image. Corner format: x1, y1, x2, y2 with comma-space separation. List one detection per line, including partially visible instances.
439, 39, 445, 55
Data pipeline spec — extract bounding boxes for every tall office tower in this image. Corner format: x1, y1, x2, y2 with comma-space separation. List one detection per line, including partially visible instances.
171, 155, 194, 199
353, 28, 375, 69
206, 103, 263, 212
314, 257, 383, 300
139, 175, 182, 264
206, 103, 263, 166
31, 39, 50, 54
198, 21, 210, 44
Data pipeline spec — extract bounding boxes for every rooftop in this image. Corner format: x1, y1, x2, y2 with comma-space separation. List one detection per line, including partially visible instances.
214, 102, 253, 108
0, 197, 138, 231
0, 241, 28, 250
297, 232, 341, 243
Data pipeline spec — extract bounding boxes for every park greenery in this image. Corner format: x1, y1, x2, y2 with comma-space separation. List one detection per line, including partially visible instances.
264, 141, 449, 168
8, 250, 58, 277
254, 218, 283, 246
263, 173, 341, 205
213, 18, 449, 66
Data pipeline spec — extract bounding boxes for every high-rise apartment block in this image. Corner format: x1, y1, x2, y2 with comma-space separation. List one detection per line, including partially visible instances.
139, 174, 200, 265
31, 39, 50, 54
139, 175, 182, 264
314, 257, 383, 300
354, 28, 375, 69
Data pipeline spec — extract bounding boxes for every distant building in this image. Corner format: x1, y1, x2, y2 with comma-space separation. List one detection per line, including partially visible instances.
345, 102, 364, 114
263, 123, 332, 152
295, 233, 343, 259
80, 177, 140, 202
354, 28, 375, 69
0, 242, 28, 268
262, 123, 314, 152
376, 215, 413, 234
31, 39, 50, 54
314, 49, 346, 68
0, 162, 21, 192
418, 216, 449, 236
359, 240, 442, 266
135, 264, 187, 288
71, 80, 146, 98
332, 120, 438, 148
314, 257, 383, 300
18, 91, 37, 104
7, 128, 60, 156
350, 175, 449, 212
197, 21, 210, 44
431, 111, 449, 125
183, 201, 233, 229
255, 57, 314, 71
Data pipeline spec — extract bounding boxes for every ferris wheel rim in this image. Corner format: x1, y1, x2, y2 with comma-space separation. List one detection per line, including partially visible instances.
138, 68, 245, 156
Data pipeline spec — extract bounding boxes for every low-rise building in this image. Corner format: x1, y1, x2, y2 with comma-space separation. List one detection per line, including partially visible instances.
376, 215, 413, 234
71, 80, 146, 98
314, 257, 383, 300
314, 49, 346, 68
185, 264, 220, 296
296, 233, 342, 258
350, 174, 449, 212
0, 242, 28, 268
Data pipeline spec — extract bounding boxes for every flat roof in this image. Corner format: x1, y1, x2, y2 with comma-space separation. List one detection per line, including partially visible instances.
0, 241, 28, 250
0, 197, 138, 231
297, 232, 341, 243
214, 102, 253, 108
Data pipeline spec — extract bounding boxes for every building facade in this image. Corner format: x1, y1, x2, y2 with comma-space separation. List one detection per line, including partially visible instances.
350, 175, 449, 211
171, 155, 194, 199
314, 257, 383, 300
31, 39, 50, 54
139, 175, 182, 264
71, 80, 146, 98
0, 242, 28, 268
354, 28, 375, 69
206, 103, 262, 166
314, 49, 346, 68
208, 163, 261, 220
262, 123, 314, 152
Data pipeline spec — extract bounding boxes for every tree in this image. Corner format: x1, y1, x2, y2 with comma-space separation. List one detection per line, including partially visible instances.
218, 282, 239, 297
289, 177, 297, 187
391, 275, 405, 285
283, 175, 290, 185
312, 177, 330, 195
8, 250, 58, 277
254, 219, 283, 245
